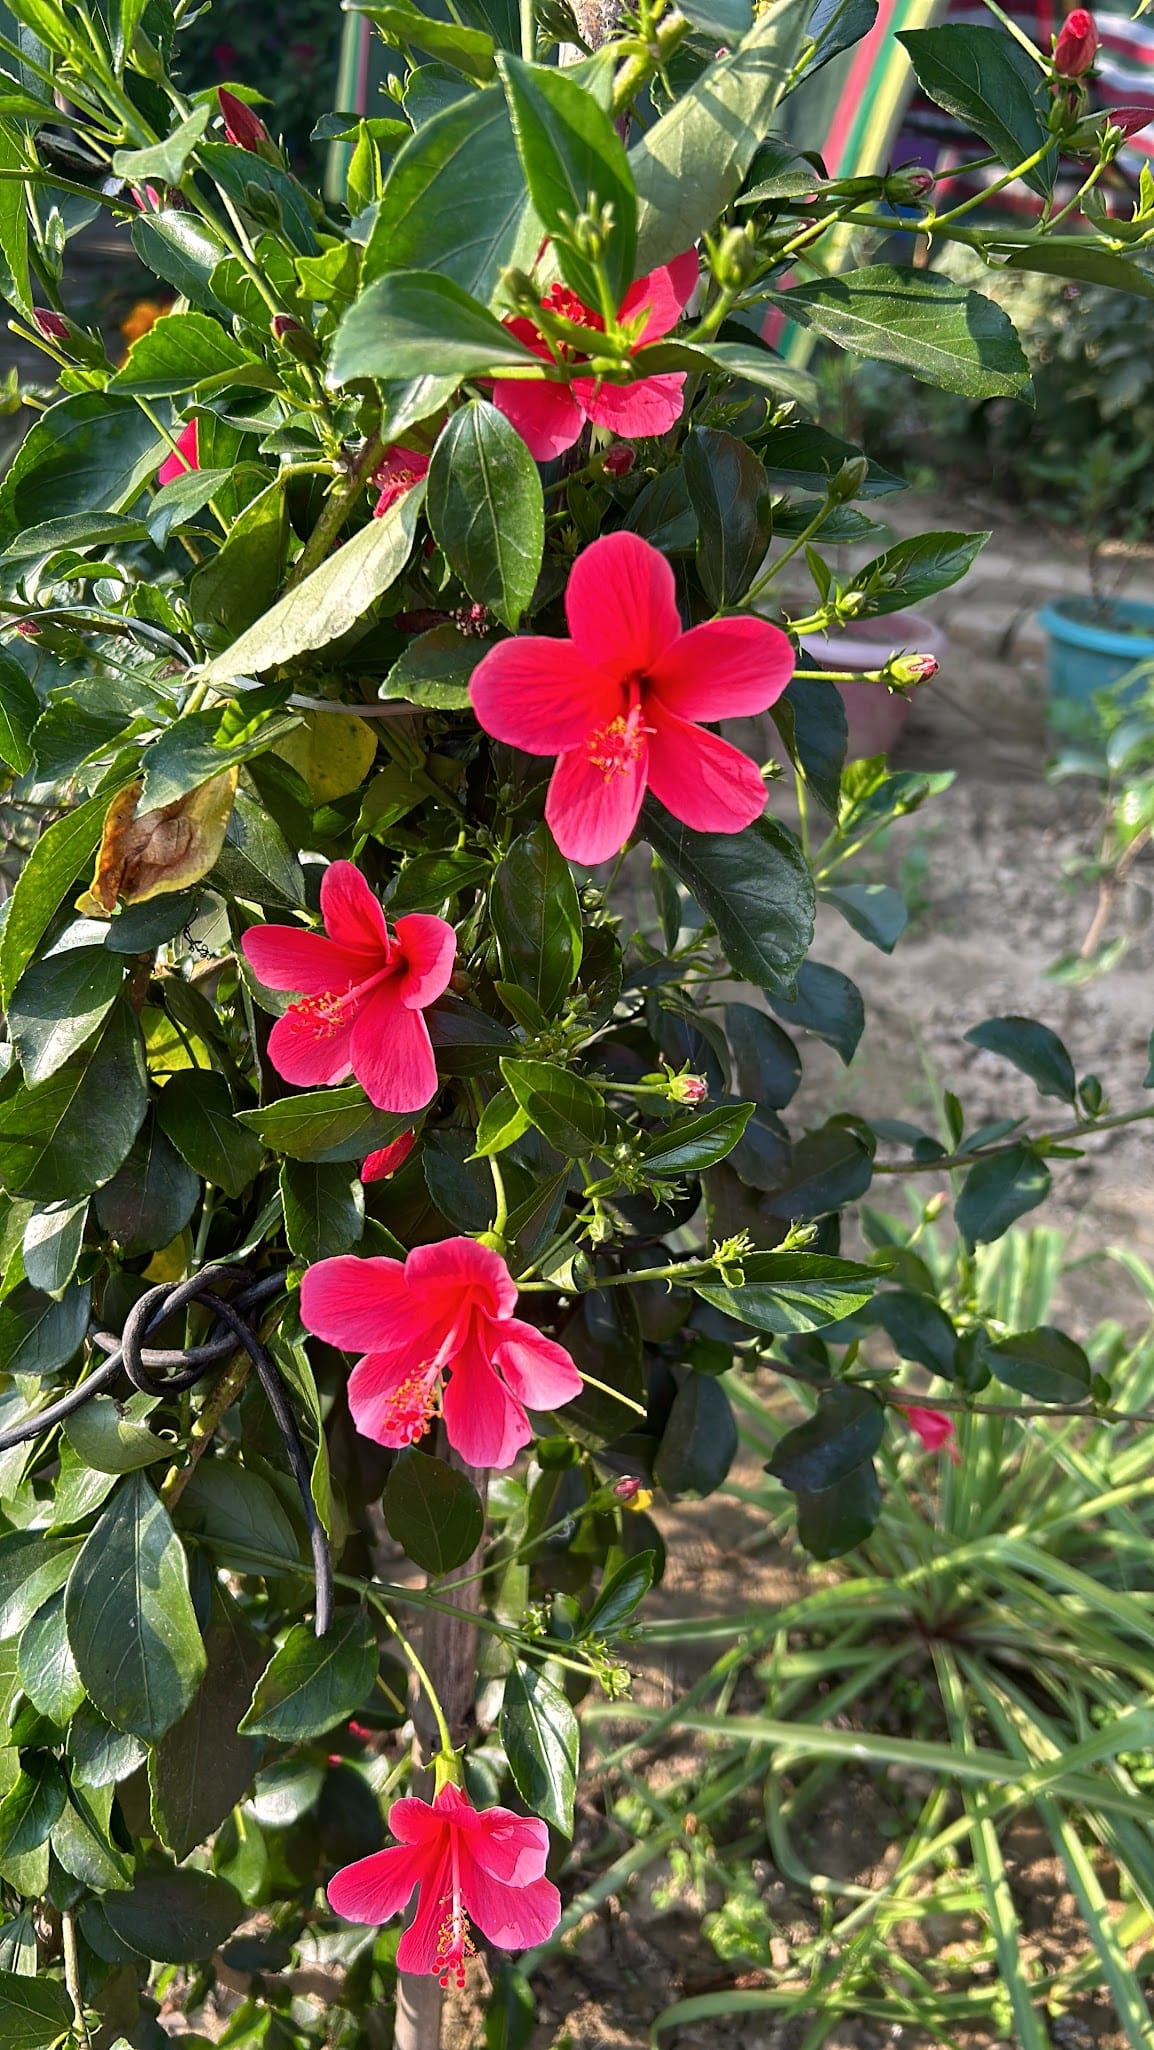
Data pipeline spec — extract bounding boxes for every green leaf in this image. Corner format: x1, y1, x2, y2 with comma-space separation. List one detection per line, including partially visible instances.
0, 790, 116, 1005
725, 1002, 801, 1109
17, 1592, 85, 1722
770, 675, 847, 819
500, 1662, 578, 1835
131, 210, 231, 317
0, 1972, 74, 2050
0, 1761, 66, 1863
65, 1473, 207, 1741
0, 122, 30, 314
630, 0, 812, 270
766, 960, 864, 1064
867, 1289, 957, 1380
999, 236, 1154, 300
794, 1457, 881, 1559
955, 1144, 1051, 1246
584, 1551, 655, 1637
821, 882, 907, 954
654, 1374, 736, 1497
985, 1325, 1090, 1405
500, 1057, 605, 1155
473, 1086, 531, 1158
189, 479, 290, 638
22, 1199, 87, 1295
214, 786, 306, 909
772, 265, 1032, 400
330, 270, 537, 386
851, 530, 988, 618
383, 1450, 484, 1574
67, 1703, 146, 1790
426, 400, 544, 630
758, 421, 901, 498
379, 624, 488, 710
0, 1001, 149, 1202
240, 1609, 379, 1741
0, 1279, 90, 1377
764, 1121, 874, 1219
149, 1586, 266, 1861
964, 1014, 1077, 1105
64, 1396, 171, 1476
177, 1461, 301, 1573
485, 1967, 536, 2050
642, 1102, 753, 1178
897, 26, 1053, 196
156, 1069, 265, 1197
0, 394, 164, 539
199, 485, 422, 686
491, 824, 582, 1021
109, 308, 257, 396
50, 1783, 133, 1891
498, 54, 636, 305
683, 427, 773, 607
0, 1534, 79, 1640
768, 1384, 885, 1492
236, 1085, 410, 1164
102, 1868, 242, 1964
93, 1114, 200, 1256
691, 1250, 878, 1333
7, 938, 124, 1090
641, 808, 814, 997
659, 335, 815, 407
679, 0, 753, 39
364, 86, 539, 304
0, 657, 38, 777
280, 1159, 364, 1262
350, 0, 496, 79
2, 511, 153, 564
112, 106, 210, 185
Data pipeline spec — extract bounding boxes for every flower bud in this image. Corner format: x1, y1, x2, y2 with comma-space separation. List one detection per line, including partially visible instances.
602, 445, 635, 478
614, 1476, 643, 1500
830, 455, 870, 503
270, 312, 320, 362
1053, 8, 1098, 75
668, 1072, 709, 1104
31, 307, 69, 342
884, 165, 935, 205
218, 87, 271, 152
888, 650, 939, 685
711, 222, 758, 289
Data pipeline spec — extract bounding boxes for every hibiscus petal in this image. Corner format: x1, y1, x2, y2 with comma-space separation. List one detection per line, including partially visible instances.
575, 371, 686, 442
646, 708, 767, 835
406, 1238, 518, 1318
464, 1805, 550, 1886
386, 1795, 444, 1846
361, 1131, 415, 1182
350, 993, 439, 1114
564, 531, 681, 676
299, 1253, 412, 1349
465, 1864, 563, 1951
393, 913, 456, 1009
321, 861, 390, 955
490, 375, 583, 461
470, 636, 619, 754
648, 615, 795, 721
158, 418, 198, 487
545, 737, 648, 866
241, 925, 366, 995
267, 1007, 355, 1089
493, 1318, 582, 1410
618, 251, 699, 343
347, 1347, 436, 1446
327, 1846, 419, 1925
395, 1844, 453, 1974
442, 1342, 532, 1468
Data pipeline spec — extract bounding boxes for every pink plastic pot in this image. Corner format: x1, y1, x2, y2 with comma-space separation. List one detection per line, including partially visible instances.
800, 610, 948, 760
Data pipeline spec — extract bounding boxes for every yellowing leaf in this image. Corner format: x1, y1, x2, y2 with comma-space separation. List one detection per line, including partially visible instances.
274, 712, 377, 804
141, 1008, 211, 1073
76, 771, 238, 918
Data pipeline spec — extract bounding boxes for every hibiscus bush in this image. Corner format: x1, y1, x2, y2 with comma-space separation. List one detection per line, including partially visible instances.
1, 0, 1154, 2042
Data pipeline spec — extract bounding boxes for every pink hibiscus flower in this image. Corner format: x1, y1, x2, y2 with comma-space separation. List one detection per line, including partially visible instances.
372, 445, 430, 518
299, 1235, 582, 1466
158, 418, 198, 487
489, 252, 698, 461
468, 530, 796, 865
902, 1405, 960, 1461
241, 862, 455, 1115
361, 1131, 416, 1182
328, 1783, 561, 1985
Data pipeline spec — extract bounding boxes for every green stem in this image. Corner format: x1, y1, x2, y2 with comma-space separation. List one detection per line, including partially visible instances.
741, 493, 837, 609
376, 1602, 455, 1757
287, 432, 386, 588
610, 11, 690, 116
878, 1384, 1154, 1426
929, 135, 1059, 227
873, 1101, 1154, 1175
62, 1913, 92, 2050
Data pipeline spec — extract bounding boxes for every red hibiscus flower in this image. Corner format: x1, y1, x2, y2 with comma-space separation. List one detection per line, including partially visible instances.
372, 446, 430, 518
361, 1131, 415, 1182
902, 1405, 960, 1461
469, 531, 795, 865
328, 1783, 561, 1984
158, 419, 198, 487
489, 252, 698, 461
299, 1235, 582, 1466
241, 862, 455, 1115
1053, 7, 1098, 75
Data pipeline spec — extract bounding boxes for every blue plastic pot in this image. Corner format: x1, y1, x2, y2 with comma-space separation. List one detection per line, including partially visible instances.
1039, 596, 1154, 710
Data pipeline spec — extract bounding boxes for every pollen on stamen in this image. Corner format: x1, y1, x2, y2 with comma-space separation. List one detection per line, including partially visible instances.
293, 988, 359, 1039
381, 1370, 439, 1445
435, 1903, 476, 1990
586, 710, 649, 781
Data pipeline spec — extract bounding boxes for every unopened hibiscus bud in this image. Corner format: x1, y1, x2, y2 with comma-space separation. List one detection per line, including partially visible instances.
888, 650, 939, 686
1053, 8, 1098, 75
884, 165, 935, 205
602, 445, 636, 478
712, 222, 758, 289
31, 307, 69, 342
613, 1476, 653, 1509
901, 1405, 960, 1462
14, 619, 41, 639
830, 455, 870, 503
218, 86, 271, 152
270, 313, 320, 362
668, 1071, 708, 1105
